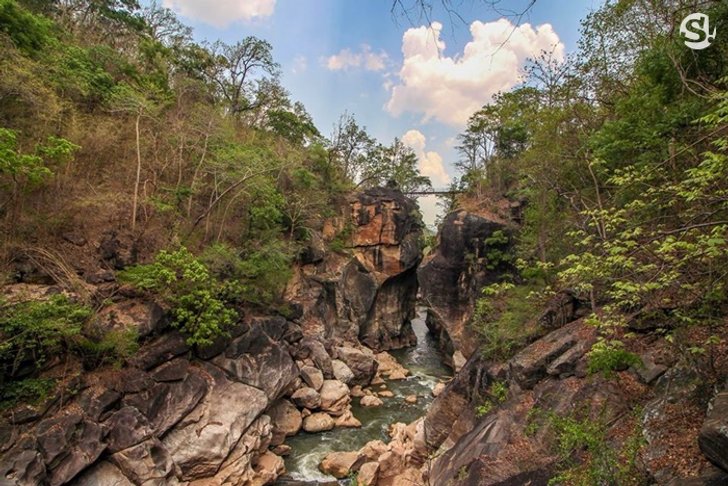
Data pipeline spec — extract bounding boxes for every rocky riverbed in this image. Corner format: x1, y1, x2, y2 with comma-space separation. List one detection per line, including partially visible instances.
277, 306, 451, 484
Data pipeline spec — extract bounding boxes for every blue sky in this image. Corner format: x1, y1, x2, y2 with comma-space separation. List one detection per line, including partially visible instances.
162, 0, 602, 224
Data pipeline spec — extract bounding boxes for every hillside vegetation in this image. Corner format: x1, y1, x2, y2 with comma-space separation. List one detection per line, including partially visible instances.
0, 0, 431, 394
450, 0, 728, 382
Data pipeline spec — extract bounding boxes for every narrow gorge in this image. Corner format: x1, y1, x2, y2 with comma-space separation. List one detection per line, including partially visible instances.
2, 2, 728, 485
5, 185, 727, 486
0, 187, 443, 486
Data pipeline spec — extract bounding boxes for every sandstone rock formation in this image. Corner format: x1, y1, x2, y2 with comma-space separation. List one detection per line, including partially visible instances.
418, 210, 512, 364
286, 187, 423, 351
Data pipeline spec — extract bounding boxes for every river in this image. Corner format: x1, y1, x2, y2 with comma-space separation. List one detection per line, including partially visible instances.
275, 306, 452, 484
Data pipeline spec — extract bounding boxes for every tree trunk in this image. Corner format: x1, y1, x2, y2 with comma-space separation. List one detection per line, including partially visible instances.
132, 112, 142, 232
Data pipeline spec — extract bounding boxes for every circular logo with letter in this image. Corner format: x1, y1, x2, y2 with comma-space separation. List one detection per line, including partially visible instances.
680, 13, 716, 50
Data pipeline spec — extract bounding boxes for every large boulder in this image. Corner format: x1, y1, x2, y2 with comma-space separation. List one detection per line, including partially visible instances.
300, 365, 324, 391
335, 347, 378, 386
331, 359, 355, 385
103, 406, 153, 453
291, 387, 321, 410
509, 320, 596, 389
162, 363, 268, 480
319, 380, 350, 416
699, 390, 728, 472
96, 299, 166, 339
108, 438, 179, 485
418, 210, 512, 361
302, 413, 335, 433
34, 412, 106, 486
357, 461, 380, 486
295, 337, 334, 379
212, 317, 299, 401
268, 400, 302, 446
121, 369, 207, 436
319, 451, 364, 479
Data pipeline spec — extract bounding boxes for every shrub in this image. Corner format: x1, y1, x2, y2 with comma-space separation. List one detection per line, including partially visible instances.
329, 223, 353, 253
473, 282, 546, 361
475, 401, 493, 417
119, 246, 237, 346
483, 230, 511, 270
547, 410, 646, 486
491, 380, 509, 403
75, 327, 139, 369
586, 338, 641, 377
0, 377, 56, 409
0, 294, 90, 379
202, 242, 293, 307
475, 381, 509, 417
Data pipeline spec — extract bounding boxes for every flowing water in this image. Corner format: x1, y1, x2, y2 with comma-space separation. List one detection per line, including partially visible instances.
276, 306, 452, 484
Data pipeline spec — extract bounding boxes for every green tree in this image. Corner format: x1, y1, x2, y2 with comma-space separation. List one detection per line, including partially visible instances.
360, 138, 431, 192
207, 36, 280, 116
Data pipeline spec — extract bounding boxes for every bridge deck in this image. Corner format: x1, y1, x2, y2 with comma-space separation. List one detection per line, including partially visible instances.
404, 190, 463, 196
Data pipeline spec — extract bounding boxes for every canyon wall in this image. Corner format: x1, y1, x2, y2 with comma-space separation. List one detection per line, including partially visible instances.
0, 187, 423, 486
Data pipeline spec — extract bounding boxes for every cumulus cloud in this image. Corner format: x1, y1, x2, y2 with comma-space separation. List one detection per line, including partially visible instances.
386, 19, 564, 126
325, 45, 388, 72
401, 129, 450, 187
163, 0, 275, 27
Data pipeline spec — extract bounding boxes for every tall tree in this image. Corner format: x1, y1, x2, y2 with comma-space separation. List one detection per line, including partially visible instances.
360, 138, 431, 192
328, 112, 376, 183
207, 37, 280, 116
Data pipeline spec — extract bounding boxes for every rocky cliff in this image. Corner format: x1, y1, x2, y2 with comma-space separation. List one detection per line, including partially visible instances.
0, 187, 424, 486
316, 208, 728, 486
413, 210, 728, 485
418, 210, 512, 367
286, 187, 422, 351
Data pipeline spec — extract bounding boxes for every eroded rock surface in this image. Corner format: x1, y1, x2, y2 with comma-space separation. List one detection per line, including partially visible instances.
0, 187, 428, 486
418, 210, 512, 364
286, 187, 422, 351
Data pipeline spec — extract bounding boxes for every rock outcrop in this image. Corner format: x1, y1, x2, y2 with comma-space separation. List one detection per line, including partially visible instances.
700, 391, 728, 472
418, 210, 512, 364
0, 185, 428, 486
287, 187, 423, 351
0, 303, 367, 486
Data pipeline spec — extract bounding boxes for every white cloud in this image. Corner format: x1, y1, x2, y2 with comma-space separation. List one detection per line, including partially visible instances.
291, 55, 307, 74
325, 45, 388, 72
402, 129, 450, 187
386, 19, 564, 126
163, 0, 275, 28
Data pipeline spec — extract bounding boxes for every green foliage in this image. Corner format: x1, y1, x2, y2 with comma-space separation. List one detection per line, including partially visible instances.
547, 410, 646, 486
329, 222, 353, 253
586, 338, 641, 377
120, 247, 237, 346
75, 328, 139, 368
0, 377, 55, 409
490, 380, 508, 403
453, 0, 728, 379
475, 401, 493, 417
483, 230, 511, 270
473, 282, 548, 361
0, 295, 91, 379
0, 128, 78, 188
475, 380, 509, 417
0, 127, 50, 185
0, 0, 55, 55
360, 137, 431, 192
203, 242, 293, 307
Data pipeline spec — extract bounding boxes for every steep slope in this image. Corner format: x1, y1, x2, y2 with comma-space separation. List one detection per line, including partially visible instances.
0, 187, 424, 486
